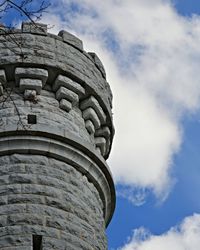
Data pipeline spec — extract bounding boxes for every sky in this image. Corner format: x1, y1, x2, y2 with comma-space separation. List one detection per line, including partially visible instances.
3, 0, 200, 249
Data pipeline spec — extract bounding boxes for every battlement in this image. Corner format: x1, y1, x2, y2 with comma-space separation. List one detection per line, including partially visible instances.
0, 22, 114, 156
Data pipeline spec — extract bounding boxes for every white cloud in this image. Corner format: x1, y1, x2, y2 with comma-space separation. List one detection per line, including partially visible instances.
42, 0, 200, 202
117, 186, 148, 206
119, 214, 200, 250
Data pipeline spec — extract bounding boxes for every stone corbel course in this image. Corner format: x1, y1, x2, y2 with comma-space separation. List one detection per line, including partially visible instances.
80, 96, 111, 156
80, 96, 106, 132
1, 65, 112, 157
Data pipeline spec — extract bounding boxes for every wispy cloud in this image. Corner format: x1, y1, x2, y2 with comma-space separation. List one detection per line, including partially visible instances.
117, 186, 148, 206
42, 0, 200, 202
119, 214, 200, 250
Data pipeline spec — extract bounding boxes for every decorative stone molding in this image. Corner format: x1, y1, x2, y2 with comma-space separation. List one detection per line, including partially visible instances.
2, 66, 112, 157
19, 78, 43, 94
80, 96, 105, 134
15, 67, 48, 98
56, 86, 79, 105
82, 107, 101, 130
80, 96, 106, 124
80, 96, 111, 156
53, 74, 84, 112
15, 67, 48, 86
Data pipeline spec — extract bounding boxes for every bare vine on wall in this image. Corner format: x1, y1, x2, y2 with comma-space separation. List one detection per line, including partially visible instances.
0, 0, 50, 24
0, 0, 50, 58
0, 87, 33, 130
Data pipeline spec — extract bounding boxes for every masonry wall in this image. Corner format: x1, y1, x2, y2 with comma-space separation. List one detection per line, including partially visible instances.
0, 154, 106, 249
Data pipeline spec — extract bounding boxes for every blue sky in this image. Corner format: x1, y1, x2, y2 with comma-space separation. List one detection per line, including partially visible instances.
175, 0, 200, 16
106, 1, 200, 247
4, 0, 200, 249
107, 115, 200, 249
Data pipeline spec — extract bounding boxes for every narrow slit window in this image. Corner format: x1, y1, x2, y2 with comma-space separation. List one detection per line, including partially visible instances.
28, 114, 37, 124
33, 235, 42, 250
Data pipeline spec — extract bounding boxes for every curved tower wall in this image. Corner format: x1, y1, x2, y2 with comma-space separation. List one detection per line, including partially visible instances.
0, 22, 115, 249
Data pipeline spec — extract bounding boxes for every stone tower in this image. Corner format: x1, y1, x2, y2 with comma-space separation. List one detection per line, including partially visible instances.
0, 22, 115, 249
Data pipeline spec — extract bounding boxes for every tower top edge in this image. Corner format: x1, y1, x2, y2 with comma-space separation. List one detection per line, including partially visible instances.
0, 22, 107, 79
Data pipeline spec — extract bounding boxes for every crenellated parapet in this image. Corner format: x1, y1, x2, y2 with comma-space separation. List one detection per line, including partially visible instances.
0, 22, 115, 249
0, 22, 114, 158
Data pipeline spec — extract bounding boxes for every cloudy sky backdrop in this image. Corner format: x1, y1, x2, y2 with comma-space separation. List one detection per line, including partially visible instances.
5, 0, 200, 249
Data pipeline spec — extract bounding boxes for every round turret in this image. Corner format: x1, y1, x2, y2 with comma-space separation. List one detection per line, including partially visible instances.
0, 22, 115, 249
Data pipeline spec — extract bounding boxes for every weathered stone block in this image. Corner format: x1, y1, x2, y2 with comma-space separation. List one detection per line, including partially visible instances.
0, 235, 32, 248
15, 67, 48, 85
24, 89, 37, 102
56, 86, 79, 104
0, 184, 21, 196
88, 52, 106, 79
95, 137, 107, 156
82, 107, 101, 129
95, 126, 111, 138
0, 196, 7, 206
22, 224, 60, 238
22, 22, 47, 35
58, 30, 83, 51
53, 74, 85, 96
0, 216, 7, 227
8, 214, 44, 226
19, 78, 42, 94
80, 96, 106, 124
8, 194, 45, 205
59, 98, 72, 112
85, 120, 95, 134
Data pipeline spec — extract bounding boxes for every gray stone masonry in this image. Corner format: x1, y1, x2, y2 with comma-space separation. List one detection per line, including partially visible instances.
0, 22, 115, 249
